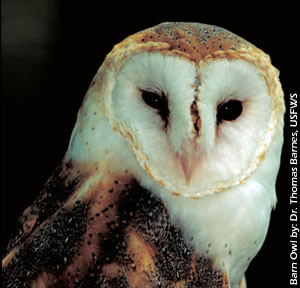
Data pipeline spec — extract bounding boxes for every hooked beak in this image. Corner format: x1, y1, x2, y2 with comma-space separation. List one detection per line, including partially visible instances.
176, 140, 200, 185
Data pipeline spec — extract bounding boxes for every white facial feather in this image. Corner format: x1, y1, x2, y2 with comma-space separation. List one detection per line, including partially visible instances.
110, 53, 197, 186
112, 53, 197, 152
194, 59, 271, 186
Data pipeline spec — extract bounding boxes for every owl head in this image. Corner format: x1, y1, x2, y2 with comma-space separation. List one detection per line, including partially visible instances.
66, 22, 285, 200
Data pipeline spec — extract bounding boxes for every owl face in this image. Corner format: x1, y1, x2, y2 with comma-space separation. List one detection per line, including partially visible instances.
109, 52, 271, 196
67, 22, 284, 199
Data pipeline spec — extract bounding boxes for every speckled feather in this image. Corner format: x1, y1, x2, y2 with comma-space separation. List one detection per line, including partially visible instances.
133, 22, 252, 63
3, 159, 227, 287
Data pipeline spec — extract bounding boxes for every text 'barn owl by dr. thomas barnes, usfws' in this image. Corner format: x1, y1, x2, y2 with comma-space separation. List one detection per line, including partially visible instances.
3, 22, 285, 288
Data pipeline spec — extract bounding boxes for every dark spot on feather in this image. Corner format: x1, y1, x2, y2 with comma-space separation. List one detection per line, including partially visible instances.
101, 207, 109, 213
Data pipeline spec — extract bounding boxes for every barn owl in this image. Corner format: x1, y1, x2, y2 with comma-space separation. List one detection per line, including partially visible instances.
2, 22, 285, 288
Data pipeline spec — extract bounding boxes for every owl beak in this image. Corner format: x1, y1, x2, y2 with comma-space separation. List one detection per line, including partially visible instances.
176, 140, 199, 185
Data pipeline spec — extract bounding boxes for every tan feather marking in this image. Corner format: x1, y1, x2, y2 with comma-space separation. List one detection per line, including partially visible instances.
222, 272, 229, 288
172, 191, 181, 196
158, 180, 166, 187
217, 187, 225, 193
144, 163, 155, 180
31, 273, 52, 288
238, 275, 247, 288
102, 263, 123, 279
125, 227, 157, 287
189, 254, 206, 284
23, 215, 38, 237
172, 280, 187, 287
189, 254, 197, 281
127, 132, 139, 150
2, 250, 16, 268
258, 150, 266, 162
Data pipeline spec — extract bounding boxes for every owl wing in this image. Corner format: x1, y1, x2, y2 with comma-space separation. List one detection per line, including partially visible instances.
3, 159, 229, 287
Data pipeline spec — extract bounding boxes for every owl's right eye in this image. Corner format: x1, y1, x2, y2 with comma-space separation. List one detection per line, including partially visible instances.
141, 90, 164, 110
141, 90, 170, 126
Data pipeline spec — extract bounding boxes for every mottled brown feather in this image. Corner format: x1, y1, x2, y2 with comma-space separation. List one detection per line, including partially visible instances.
3, 158, 226, 287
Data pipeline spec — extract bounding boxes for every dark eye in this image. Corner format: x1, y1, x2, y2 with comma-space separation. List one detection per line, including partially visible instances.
141, 90, 170, 126
141, 90, 164, 110
217, 100, 243, 124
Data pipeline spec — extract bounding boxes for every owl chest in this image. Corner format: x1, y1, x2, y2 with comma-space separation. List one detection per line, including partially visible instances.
165, 188, 271, 286
195, 206, 263, 263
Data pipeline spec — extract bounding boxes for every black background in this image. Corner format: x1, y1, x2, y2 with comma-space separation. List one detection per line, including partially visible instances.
1, 1, 298, 287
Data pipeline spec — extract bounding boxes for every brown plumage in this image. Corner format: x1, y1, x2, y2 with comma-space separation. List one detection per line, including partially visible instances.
3, 159, 229, 287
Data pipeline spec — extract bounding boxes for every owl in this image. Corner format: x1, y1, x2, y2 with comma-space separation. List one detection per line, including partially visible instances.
2, 22, 284, 288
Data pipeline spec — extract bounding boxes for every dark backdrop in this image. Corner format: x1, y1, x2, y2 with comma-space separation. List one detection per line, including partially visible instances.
2, 1, 297, 287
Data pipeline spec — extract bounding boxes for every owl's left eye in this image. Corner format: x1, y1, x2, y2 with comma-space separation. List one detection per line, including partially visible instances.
217, 100, 243, 124
141, 90, 170, 126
